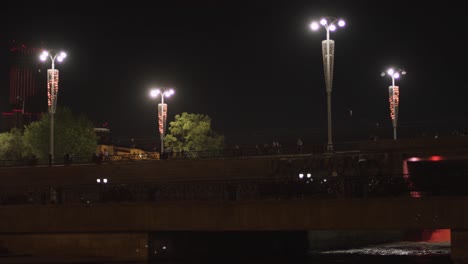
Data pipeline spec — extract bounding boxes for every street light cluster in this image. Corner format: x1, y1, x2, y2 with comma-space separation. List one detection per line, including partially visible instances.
309, 17, 346, 152
309, 18, 346, 32
39, 50, 67, 164
39, 51, 67, 64
381, 68, 406, 140
309, 16, 406, 149
150, 88, 175, 155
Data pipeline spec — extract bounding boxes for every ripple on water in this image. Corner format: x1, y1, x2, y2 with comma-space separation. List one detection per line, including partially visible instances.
319, 241, 450, 256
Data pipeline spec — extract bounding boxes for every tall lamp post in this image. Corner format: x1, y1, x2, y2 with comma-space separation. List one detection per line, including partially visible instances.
310, 17, 345, 153
39, 50, 67, 163
381, 68, 406, 140
150, 88, 175, 155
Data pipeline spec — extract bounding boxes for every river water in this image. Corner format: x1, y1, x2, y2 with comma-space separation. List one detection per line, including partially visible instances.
142, 241, 452, 264
307, 241, 451, 263
0, 241, 451, 264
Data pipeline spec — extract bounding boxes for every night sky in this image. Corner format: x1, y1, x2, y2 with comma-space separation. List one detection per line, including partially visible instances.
2, 1, 467, 148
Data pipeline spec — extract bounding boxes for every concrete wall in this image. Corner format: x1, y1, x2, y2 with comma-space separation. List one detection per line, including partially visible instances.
1, 198, 468, 233
0, 233, 148, 261
0, 157, 279, 188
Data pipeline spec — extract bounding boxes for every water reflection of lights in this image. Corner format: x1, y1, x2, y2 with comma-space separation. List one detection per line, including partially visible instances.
320, 241, 449, 256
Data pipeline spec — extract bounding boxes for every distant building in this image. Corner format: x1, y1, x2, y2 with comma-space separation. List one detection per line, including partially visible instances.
1, 109, 42, 132
1, 40, 45, 132
95, 127, 112, 145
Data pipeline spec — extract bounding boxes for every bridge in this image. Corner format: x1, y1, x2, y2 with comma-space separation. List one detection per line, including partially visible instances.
1, 137, 468, 263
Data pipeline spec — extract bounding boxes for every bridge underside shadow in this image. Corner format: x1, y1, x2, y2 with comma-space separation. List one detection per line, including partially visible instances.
0, 197, 467, 262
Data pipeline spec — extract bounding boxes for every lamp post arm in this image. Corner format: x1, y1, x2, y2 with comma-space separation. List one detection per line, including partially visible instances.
49, 54, 56, 70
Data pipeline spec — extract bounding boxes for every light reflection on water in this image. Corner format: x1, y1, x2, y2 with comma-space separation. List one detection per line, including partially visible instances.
304, 241, 452, 264
307, 242, 452, 264
320, 241, 450, 256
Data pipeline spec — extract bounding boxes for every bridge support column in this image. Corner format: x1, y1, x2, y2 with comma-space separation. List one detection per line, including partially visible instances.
389, 152, 404, 176
452, 229, 468, 264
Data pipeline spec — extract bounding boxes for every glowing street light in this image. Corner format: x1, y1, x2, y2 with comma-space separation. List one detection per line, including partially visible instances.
39, 50, 67, 163
96, 178, 108, 184
381, 68, 406, 140
150, 88, 175, 155
310, 17, 346, 153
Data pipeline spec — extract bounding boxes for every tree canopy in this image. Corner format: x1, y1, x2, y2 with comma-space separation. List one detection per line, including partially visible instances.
164, 112, 224, 152
0, 128, 31, 160
23, 107, 98, 158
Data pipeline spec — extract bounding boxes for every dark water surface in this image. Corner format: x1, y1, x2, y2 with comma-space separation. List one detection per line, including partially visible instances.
0, 241, 452, 264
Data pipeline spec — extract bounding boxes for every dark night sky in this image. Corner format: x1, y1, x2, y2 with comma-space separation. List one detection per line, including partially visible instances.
1, 1, 468, 147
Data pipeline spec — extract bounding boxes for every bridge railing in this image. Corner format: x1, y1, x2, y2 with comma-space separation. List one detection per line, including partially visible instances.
0, 143, 342, 168
0, 174, 414, 206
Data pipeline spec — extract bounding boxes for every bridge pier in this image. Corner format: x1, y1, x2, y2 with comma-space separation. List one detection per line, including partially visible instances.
452, 229, 468, 264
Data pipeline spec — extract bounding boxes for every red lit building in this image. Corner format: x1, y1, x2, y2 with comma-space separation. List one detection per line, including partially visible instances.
1, 40, 45, 132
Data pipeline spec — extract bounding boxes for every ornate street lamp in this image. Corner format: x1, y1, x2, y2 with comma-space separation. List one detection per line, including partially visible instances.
39, 50, 67, 163
381, 67, 406, 140
150, 88, 175, 155
310, 17, 346, 152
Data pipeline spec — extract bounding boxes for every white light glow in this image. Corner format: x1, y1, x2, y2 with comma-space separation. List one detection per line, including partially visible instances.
150, 89, 161, 98
103, 178, 108, 183
299, 173, 304, 179
329, 24, 337, 31
57, 57, 63, 62
394, 72, 400, 79
60, 52, 67, 58
307, 173, 311, 178
338, 20, 345, 27
164, 89, 175, 97
310, 22, 319, 31
96, 179, 101, 183
320, 18, 327, 25
387, 69, 394, 76
407, 157, 421, 162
